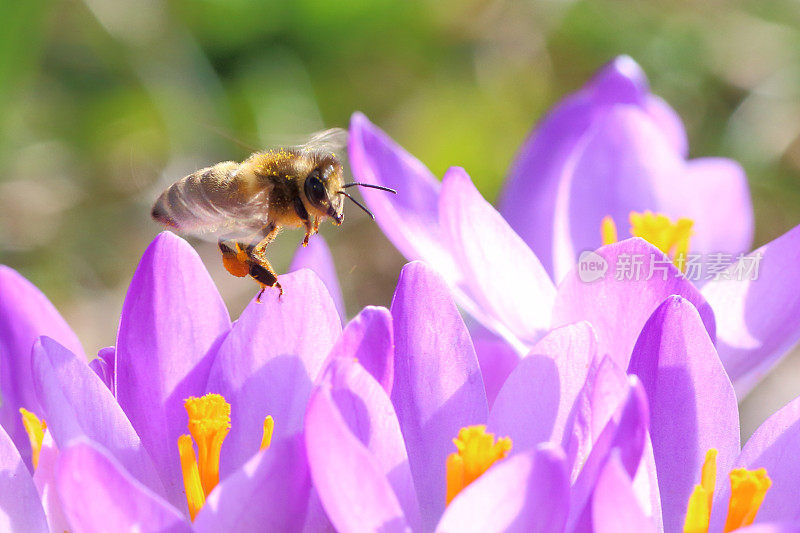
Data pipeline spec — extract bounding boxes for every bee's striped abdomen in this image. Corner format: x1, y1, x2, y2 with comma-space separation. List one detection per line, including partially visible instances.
151, 161, 265, 235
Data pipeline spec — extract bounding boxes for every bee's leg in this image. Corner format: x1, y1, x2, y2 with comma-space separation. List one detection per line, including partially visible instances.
245, 224, 283, 300
248, 263, 279, 302
302, 223, 314, 247
292, 197, 315, 247
301, 217, 322, 247
218, 238, 250, 278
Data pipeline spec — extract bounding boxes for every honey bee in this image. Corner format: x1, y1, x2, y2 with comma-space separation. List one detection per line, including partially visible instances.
151, 128, 395, 300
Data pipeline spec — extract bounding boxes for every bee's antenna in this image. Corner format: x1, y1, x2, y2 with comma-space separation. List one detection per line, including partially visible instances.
342, 182, 397, 194
337, 191, 375, 220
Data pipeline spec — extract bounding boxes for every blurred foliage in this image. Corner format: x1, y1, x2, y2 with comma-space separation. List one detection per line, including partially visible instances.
1, 0, 800, 434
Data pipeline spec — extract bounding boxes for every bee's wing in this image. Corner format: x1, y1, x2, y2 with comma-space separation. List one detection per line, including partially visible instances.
152, 162, 273, 243
295, 128, 348, 158
293, 127, 351, 180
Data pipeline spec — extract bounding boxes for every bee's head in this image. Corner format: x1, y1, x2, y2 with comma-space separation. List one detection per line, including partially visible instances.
303, 153, 397, 225
303, 156, 345, 224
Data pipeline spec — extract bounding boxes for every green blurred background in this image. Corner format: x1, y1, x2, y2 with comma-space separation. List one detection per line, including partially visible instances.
1, 0, 799, 437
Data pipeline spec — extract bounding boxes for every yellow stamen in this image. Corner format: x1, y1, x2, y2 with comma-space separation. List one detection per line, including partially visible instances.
723, 468, 771, 532
445, 425, 511, 505
19, 408, 46, 469
683, 449, 772, 533
700, 449, 717, 495
684, 487, 711, 533
177, 393, 276, 519
629, 211, 693, 270
600, 211, 694, 271
601, 215, 618, 246
260, 415, 274, 451
683, 449, 717, 533
178, 434, 205, 521
184, 393, 231, 495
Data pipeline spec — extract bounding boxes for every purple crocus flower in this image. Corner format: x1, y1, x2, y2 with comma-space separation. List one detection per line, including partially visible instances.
348, 111, 718, 390
6, 231, 345, 531
302, 259, 669, 531
348, 104, 800, 397
305, 260, 575, 531
303, 265, 800, 531
587, 295, 800, 532
498, 55, 753, 281
0, 266, 85, 466
289, 235, 346, 323
0, 422, 49, 532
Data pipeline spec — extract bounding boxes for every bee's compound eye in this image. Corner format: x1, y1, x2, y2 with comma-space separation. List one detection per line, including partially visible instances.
304, 170, 327, 207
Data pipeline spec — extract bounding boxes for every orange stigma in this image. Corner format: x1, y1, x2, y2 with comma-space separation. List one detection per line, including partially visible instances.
177, 393, 276, 521
445, 425, 511, 505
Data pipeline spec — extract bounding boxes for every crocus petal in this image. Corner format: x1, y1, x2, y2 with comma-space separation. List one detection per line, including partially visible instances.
439, 167, 555, 345
552, 113, 749, 280
670, 158, 753, 256
552, 238, 716, 369
588, 55, 649, 104
587, 357, 630, 441
33, 432, 69, 533
329, 306, 394, 394
56, 440, 190, 533
0, 265, 83, 463
305, 386, 409, 533
632, 436, 664, 530
435, 445, 569, 533
31, 337, 165, 498
552, 115, 750, 280
302, 492, 336, 532
591, 450, 658, 533
390, 261, 488, 529
488, 322, 597, 453
628, 296, 739, 533
499, 56, 652, 278
0, 423, 48, 532
316, 357, 420, 528
469, 322, 521, 408
566, 355, 662, 528
552, 105, 684, 277
702, 223, 800, 396
349, 112, 459, 280
207, 269, 341, 473
194, 436, 312, 533
737, 525, 800, 533
88, 346, 115, 395
731, 394, 800, 523
562, 355, 628, 483
567, 376, 649, 531
289, 235, 345, 322
499, 56, 693, 281
116, 232, 231, 504
642, 94, 688, 156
